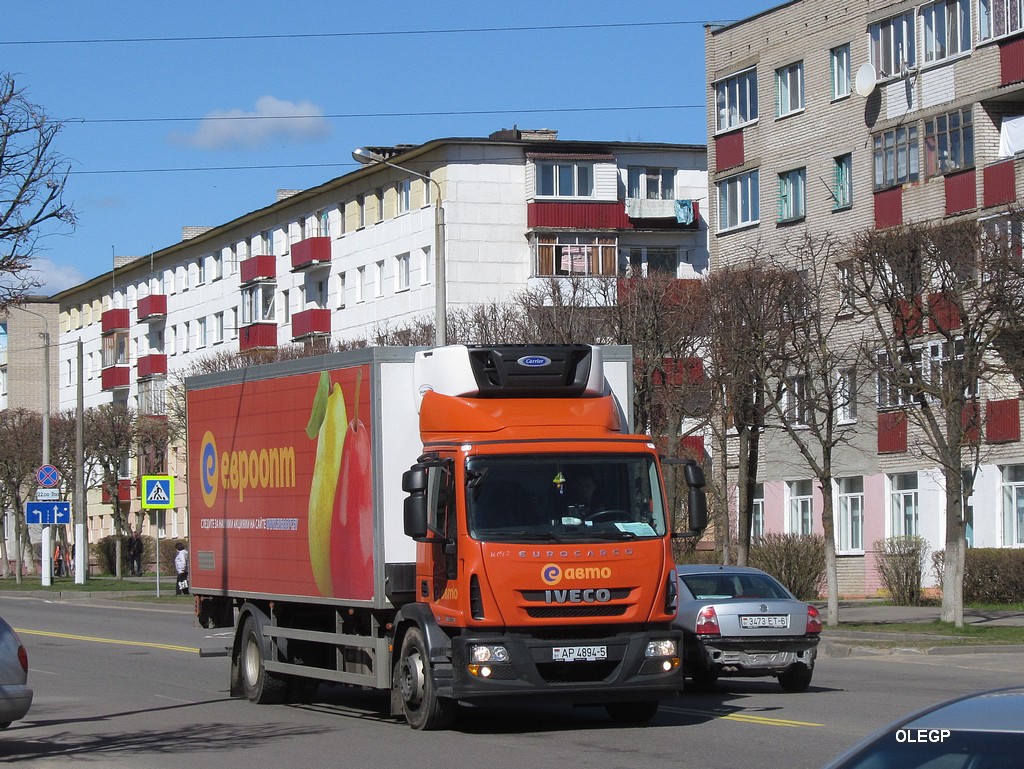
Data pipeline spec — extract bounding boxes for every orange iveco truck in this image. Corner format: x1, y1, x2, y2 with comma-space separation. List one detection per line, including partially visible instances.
186, 344, 707, 729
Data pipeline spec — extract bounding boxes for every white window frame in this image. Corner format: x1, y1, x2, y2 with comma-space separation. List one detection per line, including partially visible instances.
196, 257, 206, 286
212, 252, 223, 281
775, 61, 805, 117
213, 311, 224, 344
536, 161, 595, 198
778, 167, 806, 222
831, 44, 851, 99
836, 476, 865, 553
869, 11, 917, 77
337, 272, 347, 309
397, 180, 411, 214
375, 260, 385, 297
752, 483, 765, 540
355, 266, 366, 303
280, 289, 290, 323
923, 0, 972, 63
979, 0, 1024, 41
1001, 464, 1024, 546
627, 167, 676, 200
925, 107, 974, 177
396, 253, 411, 292
715, 67, 758, 132
717, 170, 760, 231
784, 375, 812, 426
195, 317, 207, 349
833, 153, 853, 210
838, 366, 858, 422
889, 472, 919, 537
241, 282, 276, 324
788, 479, 814, 535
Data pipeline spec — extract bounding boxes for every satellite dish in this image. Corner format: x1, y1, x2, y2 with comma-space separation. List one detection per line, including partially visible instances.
855, 63, 877, 97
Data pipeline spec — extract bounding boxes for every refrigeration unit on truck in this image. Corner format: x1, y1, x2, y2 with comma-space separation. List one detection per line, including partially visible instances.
186, 344, 707, 729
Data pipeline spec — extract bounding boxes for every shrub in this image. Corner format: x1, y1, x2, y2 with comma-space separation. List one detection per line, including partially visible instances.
748, 533, 826, 600
933, 548, 1024, 604
875, 536, 928, 606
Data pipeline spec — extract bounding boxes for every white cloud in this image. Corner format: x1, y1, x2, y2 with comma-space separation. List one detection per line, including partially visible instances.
29, 258, 87, 296
169, 96, 332, 150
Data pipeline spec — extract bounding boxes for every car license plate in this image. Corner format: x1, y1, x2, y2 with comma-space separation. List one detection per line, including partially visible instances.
552, 645, 607, 662
740, 615, 789, 629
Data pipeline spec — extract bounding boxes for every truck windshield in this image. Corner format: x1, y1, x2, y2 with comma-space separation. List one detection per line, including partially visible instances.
465, 454, 667, 542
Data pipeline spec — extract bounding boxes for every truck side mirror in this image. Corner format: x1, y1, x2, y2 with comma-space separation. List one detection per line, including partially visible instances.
688, 486, 708, 534
683, 462, 706, 489
404, 494, 429, 540
402, 467, 427, 493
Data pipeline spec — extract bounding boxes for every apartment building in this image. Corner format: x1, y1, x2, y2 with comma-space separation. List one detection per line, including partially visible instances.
50, 128, 709, 541
706, 1, 1024, 594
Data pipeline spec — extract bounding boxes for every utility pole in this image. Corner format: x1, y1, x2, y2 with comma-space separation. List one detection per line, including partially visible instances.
75, 339, 86, 584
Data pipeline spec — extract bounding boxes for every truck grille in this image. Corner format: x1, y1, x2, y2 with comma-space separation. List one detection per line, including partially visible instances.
520, 588, 632, 601
525, 605, 628, 619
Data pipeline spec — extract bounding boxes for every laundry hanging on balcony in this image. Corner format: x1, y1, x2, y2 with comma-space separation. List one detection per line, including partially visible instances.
674, 199, 695, 225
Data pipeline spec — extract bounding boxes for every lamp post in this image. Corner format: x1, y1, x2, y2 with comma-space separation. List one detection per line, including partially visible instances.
352, 147, 447, 346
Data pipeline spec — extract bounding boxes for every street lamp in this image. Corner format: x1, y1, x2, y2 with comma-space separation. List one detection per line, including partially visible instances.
352, 147, 447, 346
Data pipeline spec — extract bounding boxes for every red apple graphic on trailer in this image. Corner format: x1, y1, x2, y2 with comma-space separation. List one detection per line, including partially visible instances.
331, 378, 374, 599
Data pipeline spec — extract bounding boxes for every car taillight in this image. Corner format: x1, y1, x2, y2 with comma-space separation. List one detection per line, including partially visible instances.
18, 644, 28, 673
696, 606, 720, 635
806, 605, 823, 634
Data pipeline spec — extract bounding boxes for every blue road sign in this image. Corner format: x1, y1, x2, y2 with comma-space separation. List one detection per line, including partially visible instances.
141, 476, 174, 509
25, 501, 71, 525
37, 464, 60, 488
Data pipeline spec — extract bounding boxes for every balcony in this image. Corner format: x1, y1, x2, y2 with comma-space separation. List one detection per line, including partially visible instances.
101, 478, 134, 505
101, 308, 130, 333
137, 294, 167, 323
101, 366, 130, 391
240, 255, 276, 284
292, 308, 331, 340
137, 353, 168, 379
291, 236, 331, 271
239, 323, 277, 351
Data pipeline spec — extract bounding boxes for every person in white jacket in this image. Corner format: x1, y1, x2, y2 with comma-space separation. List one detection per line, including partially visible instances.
174, 542, 189, 594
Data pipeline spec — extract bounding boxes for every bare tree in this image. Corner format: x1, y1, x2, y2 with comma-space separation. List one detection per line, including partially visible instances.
84, 404, 139, 576
847, 215, 1024, 627
0, 73, 75, 306
0, 409, 43, 581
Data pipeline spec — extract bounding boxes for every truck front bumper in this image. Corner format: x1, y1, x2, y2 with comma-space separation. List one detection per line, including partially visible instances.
444, 627, 684, 704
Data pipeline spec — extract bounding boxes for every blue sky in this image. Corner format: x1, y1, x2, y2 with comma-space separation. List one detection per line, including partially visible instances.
3, 1, 776, 295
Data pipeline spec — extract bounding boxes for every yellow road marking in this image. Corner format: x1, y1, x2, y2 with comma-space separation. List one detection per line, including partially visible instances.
666, 705, 824, 728
15, 627, 199, 654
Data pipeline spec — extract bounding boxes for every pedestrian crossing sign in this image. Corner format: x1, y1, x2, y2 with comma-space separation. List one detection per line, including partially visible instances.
141, 475, 175, 509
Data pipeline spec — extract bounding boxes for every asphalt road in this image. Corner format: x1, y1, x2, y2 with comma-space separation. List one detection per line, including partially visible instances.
2, 595, 1023, 769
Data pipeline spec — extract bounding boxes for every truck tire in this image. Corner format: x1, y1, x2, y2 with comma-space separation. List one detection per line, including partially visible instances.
240, 615, 286, 704
396, 627, 455, 730
604, 700, 660, 725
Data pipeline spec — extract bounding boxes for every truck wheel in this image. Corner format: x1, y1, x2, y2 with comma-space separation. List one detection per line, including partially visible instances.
240, 615, 286, 704
688, 667, 719, 690
778, 665, 813, 693
396, 627, 455, 730
604, 700, 660, 725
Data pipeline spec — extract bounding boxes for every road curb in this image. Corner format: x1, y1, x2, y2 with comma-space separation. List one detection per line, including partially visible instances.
820, 638, 1024, 657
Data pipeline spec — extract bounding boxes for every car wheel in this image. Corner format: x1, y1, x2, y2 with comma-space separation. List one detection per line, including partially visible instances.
778, 665, 813, 693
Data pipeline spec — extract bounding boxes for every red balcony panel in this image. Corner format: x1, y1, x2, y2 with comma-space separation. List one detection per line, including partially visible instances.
654, 356, 704, 387
679, 435, 706, 459
291, 237, 331, 270
101, 308, 131, 333
137, 294, 167, 322
1000, 36, 1024, 85
101, 366, 130, 391
984, 160, 1016, 208
986, 398, 1021, 443
928, 292, 962, 333
137, 353, 168, 378
878, 410, 908, 453
527, 201, 631, 229
617, 277, 701, 307
894, 296, 924, 337
292, 308, 331, 338
240, 255, 276, 284
944, 169, 977, 215
874, 187, 903, 229
715, 130, 745, 172
239, 323, 277, 351
962, 400, 981, 443
101, 478, 134, 505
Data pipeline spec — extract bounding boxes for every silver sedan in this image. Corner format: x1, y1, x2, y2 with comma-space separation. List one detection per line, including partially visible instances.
674, 564, 822, 692
0, 615, 32, 728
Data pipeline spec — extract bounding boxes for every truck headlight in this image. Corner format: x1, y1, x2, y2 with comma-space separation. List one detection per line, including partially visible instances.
469, 644, 509, 663
645, 639, 678, 658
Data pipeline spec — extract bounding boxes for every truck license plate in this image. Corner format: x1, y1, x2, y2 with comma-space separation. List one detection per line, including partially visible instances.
552, 645, 607, 662
740, 615, 789, 629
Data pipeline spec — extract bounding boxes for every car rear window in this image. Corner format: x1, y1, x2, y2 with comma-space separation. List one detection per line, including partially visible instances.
682, 573, 792, 600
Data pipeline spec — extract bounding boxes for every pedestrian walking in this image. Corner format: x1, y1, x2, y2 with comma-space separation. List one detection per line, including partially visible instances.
127, 531, 144, 577
174, 542, 189, 594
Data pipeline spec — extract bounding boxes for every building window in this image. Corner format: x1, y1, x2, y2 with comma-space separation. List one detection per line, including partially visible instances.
375, 260, 385, 297
869, 11, 917, 77
356, 194, 366, 229
838, 366, 858, 422
228, 308, 238, 339
536, 161, 594, 197
924, 0, 972, 62
752, 483, 765, 540
715, 67, 758, 132
241, 282, 276, 324
627, 167, 675, 200
375, 188, 385, 224
181, 321, 190, 354
213, 312, 224, 344
139, 378, 166, 417
397, 180, 411, 214
396, 253, 410, 291
831, 44, 851, 99
717, 169, 760, 230
623, 246, 680, 277
925, 108, 974, 177
890, 472, 919, 536
196, 257, 206, 286
877, 350, 920, 408
196, 317, 207, 348
280, 289, 290, 323
784, 375, 812, 426
335, 204, 345, 237
308, 279, 327, 310
317, 208, 330, 238
355, 266, 365, 303
1001, 465, 1024, 546
0, 365, 6, 396
212, 253, 223, 281
836, 476, 864, 552
833, 154, 852, 209
775, 61, 805, 117
102, 331, 129, 368
873, 126, 919, 189
337, 272, 346, 308
535, 235, 617, 277
788, 479, 814, 535
421, 247, 432, 285
778, 168, 806, 222
980, 0, 1024, 40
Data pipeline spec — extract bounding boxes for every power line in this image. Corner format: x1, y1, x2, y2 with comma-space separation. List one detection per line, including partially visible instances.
1, 20, 730, 46
61, 103, 703, 125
